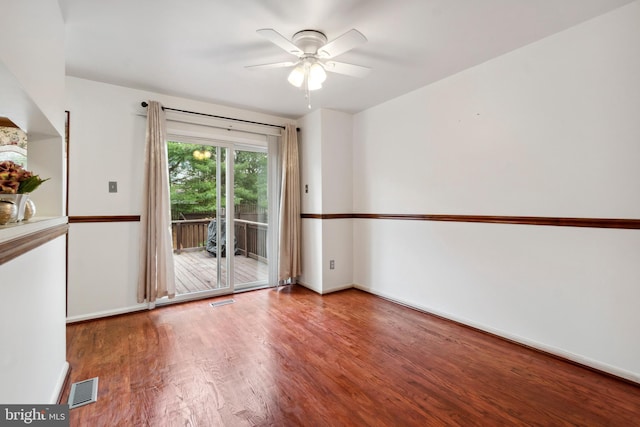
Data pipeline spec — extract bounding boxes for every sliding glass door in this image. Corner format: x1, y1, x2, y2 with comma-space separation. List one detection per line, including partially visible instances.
165, 137, 272, 301
167, 140, 232, 297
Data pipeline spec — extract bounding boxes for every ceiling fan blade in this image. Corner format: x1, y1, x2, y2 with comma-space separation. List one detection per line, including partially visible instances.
324, 61, 371, 78
245, 61, 298, 70
256, 29, 303, 56
318, 29, 367, 58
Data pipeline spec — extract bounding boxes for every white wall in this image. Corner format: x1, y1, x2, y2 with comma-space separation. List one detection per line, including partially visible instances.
298, 109, 353, 293
0, 0, 68, 403
300, 219, 323, 293
354, 2, 640, 217
65, 77, 292, 320
321, 219, 353, 292
67, 222, 142, 319
320, 110, 353, 292
0, 0, 65, 136
298, 112, 323, 290
321, 110, 353, 214
0, 237, 68, 403
0, 0, 66, 218
299, 111, 323, 214
27, 135, 66, 217
352, 2, 640, 382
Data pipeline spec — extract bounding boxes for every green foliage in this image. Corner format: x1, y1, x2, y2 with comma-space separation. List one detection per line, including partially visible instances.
167, 141, 267, 220
19, 175, 50, 193
233, 150, 267, 208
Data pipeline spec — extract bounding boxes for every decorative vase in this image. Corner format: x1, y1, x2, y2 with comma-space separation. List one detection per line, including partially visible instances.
24, 198, 36, 221
0, 194, 29, 222
0, 200, 17, 225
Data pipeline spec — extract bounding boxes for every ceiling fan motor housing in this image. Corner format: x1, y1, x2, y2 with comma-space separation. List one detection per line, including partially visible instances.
292, 30, 328, 55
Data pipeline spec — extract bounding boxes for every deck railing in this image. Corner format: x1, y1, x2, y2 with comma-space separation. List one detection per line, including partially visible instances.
172, 219, 209, 253
235, 220, 268, 262
172, 218, 267, 261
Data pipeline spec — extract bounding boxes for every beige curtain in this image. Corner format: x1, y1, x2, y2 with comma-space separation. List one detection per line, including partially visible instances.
278, 124, 302, 282
137, 101, 176, 303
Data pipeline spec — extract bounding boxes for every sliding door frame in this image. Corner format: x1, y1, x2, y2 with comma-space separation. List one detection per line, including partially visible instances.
159, 136, 235, 305
158, 129, 279, 306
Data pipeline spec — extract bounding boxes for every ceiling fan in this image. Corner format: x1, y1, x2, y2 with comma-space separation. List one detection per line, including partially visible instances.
246, 28, 371, 107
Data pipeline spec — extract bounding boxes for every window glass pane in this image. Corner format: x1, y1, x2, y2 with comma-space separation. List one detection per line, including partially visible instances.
234, 148, 269, 288
168, 141, 217, 220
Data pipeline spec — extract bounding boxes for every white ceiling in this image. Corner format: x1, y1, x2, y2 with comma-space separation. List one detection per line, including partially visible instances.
59, 0, 634, 119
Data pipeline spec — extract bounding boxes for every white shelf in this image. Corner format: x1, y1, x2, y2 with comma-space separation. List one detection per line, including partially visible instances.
0, 216, 68, 243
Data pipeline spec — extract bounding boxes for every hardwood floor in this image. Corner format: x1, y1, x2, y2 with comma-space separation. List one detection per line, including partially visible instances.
62, 287, 640, 426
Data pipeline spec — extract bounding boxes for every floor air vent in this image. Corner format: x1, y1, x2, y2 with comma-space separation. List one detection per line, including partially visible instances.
210, 299, 235, 308
68, 377, 99, 409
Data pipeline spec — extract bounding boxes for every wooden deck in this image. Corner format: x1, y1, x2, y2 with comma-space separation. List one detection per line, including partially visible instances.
172, 249, 268, 294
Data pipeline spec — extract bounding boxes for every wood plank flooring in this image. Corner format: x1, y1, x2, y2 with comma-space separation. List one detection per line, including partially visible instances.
62, 287, 640, 426
173, 250, 268, 294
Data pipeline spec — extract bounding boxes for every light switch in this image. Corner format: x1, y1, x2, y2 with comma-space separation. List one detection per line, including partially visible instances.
109, 181, 118, 193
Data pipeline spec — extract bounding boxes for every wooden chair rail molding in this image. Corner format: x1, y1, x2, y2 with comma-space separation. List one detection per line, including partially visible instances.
301, 213, 640, 229
0, 223, 69, 265
69, 215, 141, 223
67, 214, 640, 229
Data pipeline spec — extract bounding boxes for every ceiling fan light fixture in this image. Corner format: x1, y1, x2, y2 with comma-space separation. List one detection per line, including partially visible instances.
288, 60, 325, 91
287, 65, 305, 87
309, 62, 327, 85
307, 78, 323, 91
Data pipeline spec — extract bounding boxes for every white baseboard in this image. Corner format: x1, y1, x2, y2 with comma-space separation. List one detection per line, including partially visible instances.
320, 283, 355, 295
296, 281, 322, 294
296, 281, 354, 295
66, 304, 148, 323
50, 361, 70, 404
354, 284, 640, 385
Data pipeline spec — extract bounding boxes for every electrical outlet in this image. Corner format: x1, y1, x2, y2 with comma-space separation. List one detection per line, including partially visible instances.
330, 260, 335, 270
305, 184, 309, 194
109, 181, 118, 193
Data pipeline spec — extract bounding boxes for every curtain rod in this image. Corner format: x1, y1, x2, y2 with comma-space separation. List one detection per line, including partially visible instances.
141, 102, 297, 131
